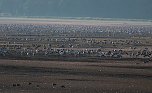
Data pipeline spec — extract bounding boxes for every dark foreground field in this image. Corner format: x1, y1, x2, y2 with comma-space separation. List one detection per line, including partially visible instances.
0, 59, 152, 93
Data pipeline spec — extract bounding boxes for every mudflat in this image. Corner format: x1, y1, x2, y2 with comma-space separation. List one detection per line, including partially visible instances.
0, 59, 152, 93
0, 18, 152, 93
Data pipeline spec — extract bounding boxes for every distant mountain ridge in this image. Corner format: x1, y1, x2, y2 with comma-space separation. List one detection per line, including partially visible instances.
0, 0, 152, 19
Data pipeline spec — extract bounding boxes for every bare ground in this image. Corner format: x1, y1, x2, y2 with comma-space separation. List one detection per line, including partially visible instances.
0, 59, 152, 93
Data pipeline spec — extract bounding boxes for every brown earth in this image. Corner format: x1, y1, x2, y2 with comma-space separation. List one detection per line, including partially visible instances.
0, 59, 152, 93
